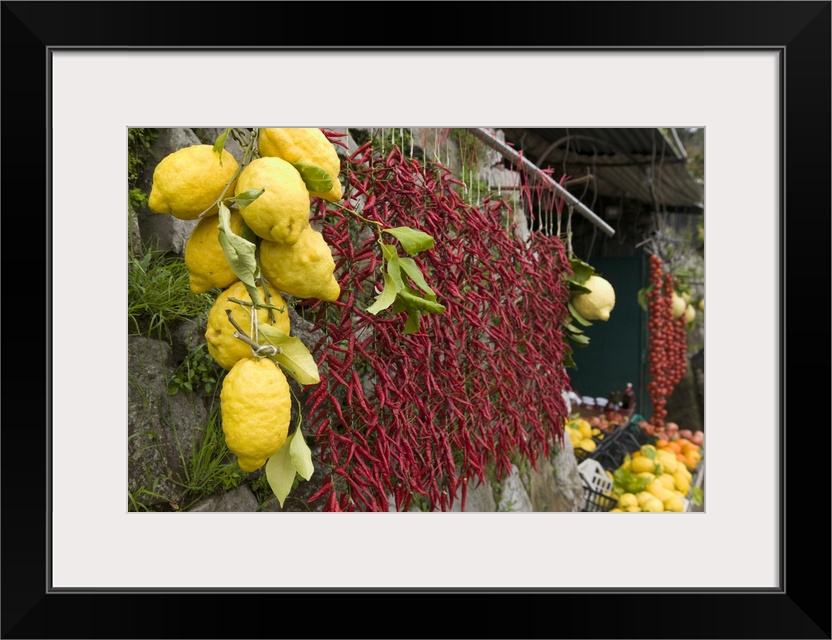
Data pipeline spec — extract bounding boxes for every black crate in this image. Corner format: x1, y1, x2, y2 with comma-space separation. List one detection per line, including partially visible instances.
580, 476, 618, 512
590, 428, 642, 472
571, 431, 611, 463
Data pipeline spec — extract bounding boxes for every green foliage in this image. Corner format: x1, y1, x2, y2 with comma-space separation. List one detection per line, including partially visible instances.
128, 246, 215, 339
178, 405, 249, 506
168, 344, 221, 396
128, 128, 158, 209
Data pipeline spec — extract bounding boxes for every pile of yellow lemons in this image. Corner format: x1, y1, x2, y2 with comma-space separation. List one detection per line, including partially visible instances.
565, 417, 604, 454
609, 444, 693, 512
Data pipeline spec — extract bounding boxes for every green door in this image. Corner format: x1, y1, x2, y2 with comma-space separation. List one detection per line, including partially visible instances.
565, 255, 649, 414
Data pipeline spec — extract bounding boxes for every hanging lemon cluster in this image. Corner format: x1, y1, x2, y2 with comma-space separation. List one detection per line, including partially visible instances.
147, 127, 342, 503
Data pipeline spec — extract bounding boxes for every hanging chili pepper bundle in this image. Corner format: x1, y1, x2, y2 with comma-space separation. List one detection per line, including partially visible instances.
302, 133, 574, 511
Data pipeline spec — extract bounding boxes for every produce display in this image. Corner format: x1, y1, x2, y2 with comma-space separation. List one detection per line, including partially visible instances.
608, 435, 702, 512
572, 400, 705, 511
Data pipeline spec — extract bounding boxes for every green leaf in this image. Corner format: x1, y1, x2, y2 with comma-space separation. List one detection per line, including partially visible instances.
289, 430, 314, 480
403, 309, 422, 334
569, 258, 595, 284
257, 323, 320, 385
398, 257, 436, 299
212, 128, 231, 165
563, 345, 577, 370
226, 188, 265, 209
217, 203, 260, 301
691, 486, 704, 507
366, 272, 398, 315
265, 441, 296, 508
567, 278, 592, 294
383, 227, 435, 255
568, 332, 590, 346
385, 255, 405, 291
567, 301, 593, 327
566, 323, 584, 335
397, 288, 446, 314
636, 285, 653, 312
291, 162, 333, 193
380, 243, 398, 262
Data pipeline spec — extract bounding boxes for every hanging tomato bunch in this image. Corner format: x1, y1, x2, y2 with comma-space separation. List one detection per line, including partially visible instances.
645, 254, 689, 429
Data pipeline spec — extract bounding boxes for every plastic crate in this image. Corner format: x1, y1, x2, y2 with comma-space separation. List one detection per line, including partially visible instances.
578, 459, 617, 512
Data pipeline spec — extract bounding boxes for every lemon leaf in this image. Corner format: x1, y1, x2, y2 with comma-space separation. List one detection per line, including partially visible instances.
397, 288, 446, 314
398, 257, 436, 300
380, 243, 398, 261
366, 272, 398, 315
566, 323, 584, 335
691, 486, 704, 507
226, 187, 265, 209
567, 278, 593, 294
568, 332, 590, 346
217, 202, 260, 302
212, 128, 231, 165
636, 284, 654, 311
289, 430, 314, 481
568, 301, 593, 327
569, 258, 595, 283
403, 309, 422, 334
382, 227, 435, 255
257, 323, 320, 385
562, 344, 577, 370
291, 162, 333, 193
385, 255, 405, 291
265, 442, 296, 508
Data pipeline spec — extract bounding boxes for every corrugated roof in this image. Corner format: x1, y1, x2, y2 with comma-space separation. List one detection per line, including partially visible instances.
500, 127, 704, 210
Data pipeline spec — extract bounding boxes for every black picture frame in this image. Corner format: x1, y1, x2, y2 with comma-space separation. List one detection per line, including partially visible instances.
3, 2, 829, 638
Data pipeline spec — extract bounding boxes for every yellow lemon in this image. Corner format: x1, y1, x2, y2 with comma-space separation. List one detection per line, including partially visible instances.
647, 480, 671, 502
684, 304, 696, 325
636, 491, 655, 507
656, 451, 679, 474
699, 298, 704, 312
220, 357, 291, 472
658, 473, 677, 492
671, 291, 687, 319
673, 471, 691, 495
259, 226, 341, 302
570, 275, 615, 321
625, 505, 642, 512
184, 209, 245, 294
618, 493, 638, 509
640, 444, 657, 457
630, 456, 656, 474
578, 438, 597, 452
258, 127, 343, 202
148, 144, 239, 220
234, 156, 311, 245
663, 494, 685, 512
205, 281, 291, 370
577, 420, 593, 438
642, 497, 665, 512
609, 508, 624, 512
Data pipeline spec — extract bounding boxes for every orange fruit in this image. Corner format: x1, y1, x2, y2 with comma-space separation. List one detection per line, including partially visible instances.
666, 441, 682, 454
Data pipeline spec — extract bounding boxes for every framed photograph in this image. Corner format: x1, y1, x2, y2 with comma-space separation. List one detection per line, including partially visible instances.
4, 1, 829, 638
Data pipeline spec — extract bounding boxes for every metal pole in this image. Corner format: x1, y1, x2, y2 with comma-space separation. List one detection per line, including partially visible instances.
469, 128, 616, 237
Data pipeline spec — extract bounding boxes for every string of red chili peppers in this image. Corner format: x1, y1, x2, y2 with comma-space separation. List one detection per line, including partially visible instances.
301, 132, 573, 512
646, 254, 689, 430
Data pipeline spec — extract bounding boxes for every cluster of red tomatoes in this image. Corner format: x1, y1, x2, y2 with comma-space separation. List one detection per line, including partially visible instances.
646, 254, 689, 428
